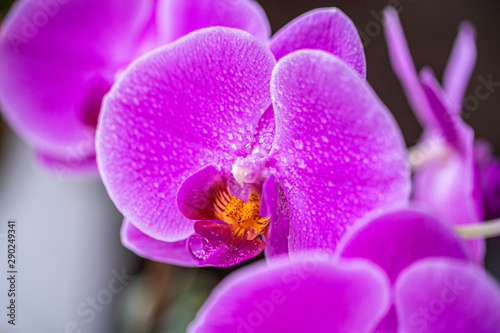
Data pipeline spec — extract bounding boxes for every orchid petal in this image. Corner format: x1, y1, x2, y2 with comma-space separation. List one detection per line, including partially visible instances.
383, 8, 436, 128
269, 8, 366, 78
413, 128, 485, 262
188, 221, 266, 267
97, 27, 275, 242
0, 0, 155, 158
261, 175, 290, 262
395, 258, 500, 333
270, 49, 410, 256
338, 207, 471, 284
177, 165, 233, 221
36, 148, 98, 178
475, 140, 500, 219
443, 22, 477, 114
374, 307, 398, 333
248, 105, 276, 157
188, 258, 391, 333
420, 67, 467, 152
121, 220, 197, 267
157, 0, 270, 44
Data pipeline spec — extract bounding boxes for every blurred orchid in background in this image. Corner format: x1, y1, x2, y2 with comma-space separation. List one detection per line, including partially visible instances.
337, 207, 472, 332
189, 208, 500, 333
384, 8, 500, 262
97, 9, 410, 268
0, 1, 500, 332
0, 0, 269, 176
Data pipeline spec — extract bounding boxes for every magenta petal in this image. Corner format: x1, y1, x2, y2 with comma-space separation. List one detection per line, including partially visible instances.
270, 49, 410, 255
413, 128, 485, 262
0, 0, 155, 158
177, 164, 250, 221
395, 258, 500, 333
188, 221, 266, 267
475, 140, 500, 219
261, 175, 290, 262
97, 27, 276, 241
383, 8, 436, 128
338, 207, 471, 284
420, 68, 467, 152
269, 8, 366, 78
443, 22, 477, 114
374, 307, 398, 333
249, 105, 276, 157
36, 148, 98, 178
177, 165, 232, 221
157, 0, 270, 44
121, 220, 197, 267
188, 258, 391, 333
413, 133, 478, 226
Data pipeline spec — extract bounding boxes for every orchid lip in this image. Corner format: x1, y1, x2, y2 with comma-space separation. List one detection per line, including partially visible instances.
213, 186, 270, 240
177, 164, 270, 266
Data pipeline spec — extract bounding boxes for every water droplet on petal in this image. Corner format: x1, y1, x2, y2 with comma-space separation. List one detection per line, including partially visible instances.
244, 227, 258, 241
188, 235, 211, 261
297, 158, 306, 169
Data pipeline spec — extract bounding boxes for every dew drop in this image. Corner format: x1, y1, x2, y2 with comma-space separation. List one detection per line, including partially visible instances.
188, 235, 211, 261
294, 140, 304, 149
244, 227, 258, 241
297, 158, 306, 169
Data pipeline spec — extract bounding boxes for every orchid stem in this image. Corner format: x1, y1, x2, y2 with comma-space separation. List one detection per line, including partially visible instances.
455, 219, 500, 238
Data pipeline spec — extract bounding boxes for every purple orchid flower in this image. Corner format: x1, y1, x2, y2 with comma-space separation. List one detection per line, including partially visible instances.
383, 8, 500, 262
189, 208, 500, 333
96, 9, 411, 268
337, 207, 472, 332
0, 0, 269, 176
191, 257, 392, 333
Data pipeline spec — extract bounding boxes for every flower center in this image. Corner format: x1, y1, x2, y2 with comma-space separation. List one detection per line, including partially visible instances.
177, 164, 272, 266
213, 188, 270, 241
